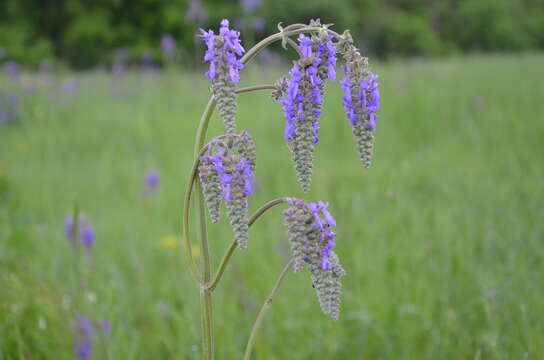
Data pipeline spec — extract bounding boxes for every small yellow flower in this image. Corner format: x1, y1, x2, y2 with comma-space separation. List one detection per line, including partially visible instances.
160, 235, 179, 248
191, 245, 201, 258
160, 235, 200, 258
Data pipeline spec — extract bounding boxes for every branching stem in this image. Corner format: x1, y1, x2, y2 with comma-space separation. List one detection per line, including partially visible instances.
206, 198, 290, 292
236, 84, 276, 94
186, 24, 340, 360
243, 258, 295, 360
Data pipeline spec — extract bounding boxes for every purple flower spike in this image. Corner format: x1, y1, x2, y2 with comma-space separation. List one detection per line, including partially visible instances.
283, 198, 345, 320
275, 30, 337, 192
200, 19, 245, 133
338, 37, 380, 168
198, 133, 256, 249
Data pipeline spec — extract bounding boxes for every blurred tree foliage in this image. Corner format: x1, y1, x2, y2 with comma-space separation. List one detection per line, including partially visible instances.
1, 0, 543, 68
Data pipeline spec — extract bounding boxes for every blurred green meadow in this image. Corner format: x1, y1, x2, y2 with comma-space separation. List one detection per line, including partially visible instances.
1, 53, 544, 359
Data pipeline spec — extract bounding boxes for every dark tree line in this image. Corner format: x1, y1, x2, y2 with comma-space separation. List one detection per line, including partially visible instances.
1, 0, 543, 68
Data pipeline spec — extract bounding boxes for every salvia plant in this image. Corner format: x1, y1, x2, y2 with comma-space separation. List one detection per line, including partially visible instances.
183, 18, 380, 360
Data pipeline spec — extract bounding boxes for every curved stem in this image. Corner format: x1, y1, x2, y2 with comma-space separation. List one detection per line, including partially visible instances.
236, 84, 276, 94
248, 198, 290, 227
207, 198, 290, 292
240, 27, 324, 64
243, 258, 294, 360
190, 96, 216, 360
284, 37, 304, 58
183, 146, 212, 283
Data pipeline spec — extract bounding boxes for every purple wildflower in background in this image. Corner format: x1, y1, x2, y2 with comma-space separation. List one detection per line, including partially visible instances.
3, 61, 20, 77
0, 93, 19, 124
111, 63, 125, 78
62, 78, 77, 93
0, 111, 9, 124
161, 34, 176, 55
144, 170, 160, 195
185, 0, 208, 23
7, 93, 17, 106
99, 320, 111, 335
253, 17, 266, 32
73, 315, 96, 360
37, 60, 54, 76
239, 0, 261, 13
38, 60, 53, 75
64, 215, 96, 249
81, 224, 95, 248
140, 52, 158, 72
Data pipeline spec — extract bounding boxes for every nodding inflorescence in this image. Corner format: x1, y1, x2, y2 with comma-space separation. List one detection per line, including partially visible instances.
195, 19, 381, 331
200, 19, 245, 134
275, 28, 337, 193
282, 198, 345, 319
338, 31, 381, 168
198, 132, 256, 249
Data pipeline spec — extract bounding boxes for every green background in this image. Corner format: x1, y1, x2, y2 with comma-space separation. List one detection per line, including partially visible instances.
1, 52, 543, 358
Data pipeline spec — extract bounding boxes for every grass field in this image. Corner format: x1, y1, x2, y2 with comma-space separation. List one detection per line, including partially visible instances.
1, 53, 544, 359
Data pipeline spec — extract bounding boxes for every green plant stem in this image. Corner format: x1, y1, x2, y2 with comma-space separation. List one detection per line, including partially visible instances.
190, 96, 216, 360
235, 84, 276, 94
188, 24, 335, 360
243, 258, 295, 360
240, 27, 324, 64
206, 198, 289, 292
183, 146, 211, 283
284, 37, 304, 57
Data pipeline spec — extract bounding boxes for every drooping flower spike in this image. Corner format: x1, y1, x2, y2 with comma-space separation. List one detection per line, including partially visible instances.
200, 19, 245, 133
283, 198, 345, 320
275, 28, 337, 192
198, 132, 256, 249
338, 31, 380, 168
